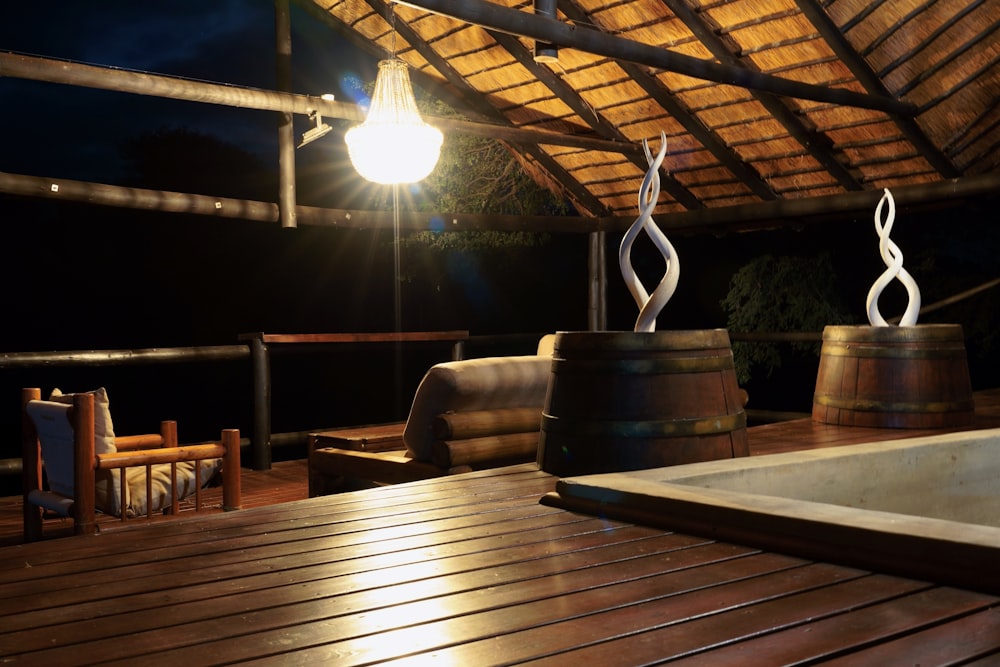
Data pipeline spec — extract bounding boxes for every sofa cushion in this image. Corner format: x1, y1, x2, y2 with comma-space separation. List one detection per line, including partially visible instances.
403, 355, 552, 461
48, 387, 125, 515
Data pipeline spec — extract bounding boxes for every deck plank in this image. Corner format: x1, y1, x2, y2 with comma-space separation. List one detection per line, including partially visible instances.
815, 607, 1000, 666
231, 566, 895, 666
663, 586, 1000, 665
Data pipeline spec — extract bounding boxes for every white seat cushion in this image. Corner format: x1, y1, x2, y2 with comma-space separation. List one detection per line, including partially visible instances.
44, 387, 125, 515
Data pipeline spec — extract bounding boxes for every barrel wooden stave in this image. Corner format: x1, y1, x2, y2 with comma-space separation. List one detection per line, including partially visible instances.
812, 324, 974, 428
538, 330, 748, 477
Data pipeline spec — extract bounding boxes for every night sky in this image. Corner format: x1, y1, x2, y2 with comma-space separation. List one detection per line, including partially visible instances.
0, 1, 378, 184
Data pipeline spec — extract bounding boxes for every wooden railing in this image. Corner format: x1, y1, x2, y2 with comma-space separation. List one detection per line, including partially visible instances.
2, 331, 470, 473
2, 329, 842, 478
236, 332, 467, 469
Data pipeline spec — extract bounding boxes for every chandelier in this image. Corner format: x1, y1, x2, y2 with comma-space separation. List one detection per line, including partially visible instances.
345, 58, 443, 184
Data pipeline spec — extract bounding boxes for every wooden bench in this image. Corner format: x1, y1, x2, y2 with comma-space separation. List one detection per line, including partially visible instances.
308, 347, 554, 496
308, 411, 542, 495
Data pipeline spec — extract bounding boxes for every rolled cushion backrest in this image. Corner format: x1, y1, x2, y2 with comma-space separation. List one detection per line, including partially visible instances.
403, 355, 553, 461
25, 400, 77, 499
35, 387, 125, 515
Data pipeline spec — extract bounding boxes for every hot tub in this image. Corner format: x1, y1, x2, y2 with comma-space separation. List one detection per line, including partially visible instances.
545, 428, 1000, 593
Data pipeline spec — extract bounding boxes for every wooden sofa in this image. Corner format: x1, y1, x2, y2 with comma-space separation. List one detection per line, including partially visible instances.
309, 338, 553, 495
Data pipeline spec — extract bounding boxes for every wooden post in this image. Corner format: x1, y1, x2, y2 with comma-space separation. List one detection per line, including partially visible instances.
72, 393, 97, 536
222, 429, 242, 511
21, 387, 43, 542
588, 230, 606, 331
274, 0, 297, 229
249, 334, 272, 471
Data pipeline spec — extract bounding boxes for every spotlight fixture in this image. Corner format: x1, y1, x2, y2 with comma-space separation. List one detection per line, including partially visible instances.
298, 106, 333, 148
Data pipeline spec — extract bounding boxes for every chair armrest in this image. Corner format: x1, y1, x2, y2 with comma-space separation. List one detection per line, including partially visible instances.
115, 420, 178, 450
95, 443, 227, 469
114, 434, 167, 450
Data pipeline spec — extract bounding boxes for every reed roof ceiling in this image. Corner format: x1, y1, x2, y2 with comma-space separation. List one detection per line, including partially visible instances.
306, 0, 998, 224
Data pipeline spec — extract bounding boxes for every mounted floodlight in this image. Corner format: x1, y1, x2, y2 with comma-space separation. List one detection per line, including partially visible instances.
298, 106, 333, 148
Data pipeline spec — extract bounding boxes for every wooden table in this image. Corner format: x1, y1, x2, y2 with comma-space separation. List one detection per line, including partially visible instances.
3, 390, 1000, 664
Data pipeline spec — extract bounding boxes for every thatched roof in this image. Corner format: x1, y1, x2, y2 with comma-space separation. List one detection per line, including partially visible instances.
304, 0, 998, 224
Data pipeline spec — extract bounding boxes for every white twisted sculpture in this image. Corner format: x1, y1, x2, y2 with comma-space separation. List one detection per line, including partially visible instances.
618, 131, 680, 333
866, 188, 921, 326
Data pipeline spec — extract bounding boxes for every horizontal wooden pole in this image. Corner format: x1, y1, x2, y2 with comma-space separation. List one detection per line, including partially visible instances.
4, 168, 997, 237
0, 52, 641, 157
114, 434, 168, 450
0, 341, 249, 368
255, 331, 469, 344
96, 444, 227, 468
395, 0, 915, 116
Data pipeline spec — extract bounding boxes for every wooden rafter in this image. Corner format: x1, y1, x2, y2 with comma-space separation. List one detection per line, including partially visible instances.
485, 26, 704, 209
794, 0, 960, 178
558, 0, 778, 202
662, 0, 864, 192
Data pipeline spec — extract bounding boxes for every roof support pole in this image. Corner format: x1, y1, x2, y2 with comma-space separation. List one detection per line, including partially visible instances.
394, 0, 915, 116
588, 231, 607, 331
275, 0, 297, 229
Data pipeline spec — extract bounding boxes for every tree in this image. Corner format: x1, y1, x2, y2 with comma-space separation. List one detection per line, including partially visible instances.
721, 253, 854, 384
118, 126, 277, 200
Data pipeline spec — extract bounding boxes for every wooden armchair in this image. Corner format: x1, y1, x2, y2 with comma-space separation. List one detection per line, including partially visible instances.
21, 387, 241, 541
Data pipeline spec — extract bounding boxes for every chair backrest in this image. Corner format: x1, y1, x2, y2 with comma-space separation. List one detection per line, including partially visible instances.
26, 387, 129, 516
25, 399, 81, 498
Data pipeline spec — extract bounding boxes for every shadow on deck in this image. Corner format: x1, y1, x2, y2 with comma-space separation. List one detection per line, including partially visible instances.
0, 459, 309, 547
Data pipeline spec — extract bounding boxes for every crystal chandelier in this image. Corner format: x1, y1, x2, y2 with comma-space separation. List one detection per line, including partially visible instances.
345, 58, 443, 184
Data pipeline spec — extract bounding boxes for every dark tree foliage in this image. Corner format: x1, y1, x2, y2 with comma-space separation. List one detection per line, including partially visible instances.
118, 126, 277, 200
721, 253, 855, 384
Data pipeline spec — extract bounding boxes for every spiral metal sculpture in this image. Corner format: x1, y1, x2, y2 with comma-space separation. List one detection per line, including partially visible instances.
618, 132, 680, 333
866, 188, 921, 326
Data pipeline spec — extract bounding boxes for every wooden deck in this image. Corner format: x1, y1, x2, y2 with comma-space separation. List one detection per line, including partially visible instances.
2, 391, 999, 664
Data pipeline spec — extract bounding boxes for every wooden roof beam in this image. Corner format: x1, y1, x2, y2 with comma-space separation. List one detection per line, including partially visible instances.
394, 0, 916, 116
0, 52, 641, 162
5, 168, 995, 236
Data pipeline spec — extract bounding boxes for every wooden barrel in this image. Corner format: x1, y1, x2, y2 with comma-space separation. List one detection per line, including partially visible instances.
537, 330, 749, 477
812, 324, 974, 428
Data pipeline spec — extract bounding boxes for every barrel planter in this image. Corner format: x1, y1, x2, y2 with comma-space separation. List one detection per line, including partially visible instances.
537, 330, 749, 477
812, 324, 974, 428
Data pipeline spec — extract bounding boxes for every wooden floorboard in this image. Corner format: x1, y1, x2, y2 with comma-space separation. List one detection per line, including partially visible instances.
1, 459, 997, 664
0, 459, 309, 547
